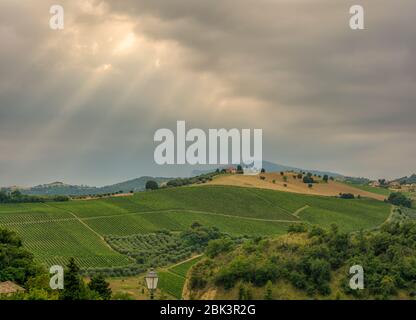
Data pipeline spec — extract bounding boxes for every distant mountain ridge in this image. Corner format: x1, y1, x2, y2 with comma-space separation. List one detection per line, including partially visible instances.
18, 177, 171, 196
3, 161, 345, 196
393, 174, 416, 184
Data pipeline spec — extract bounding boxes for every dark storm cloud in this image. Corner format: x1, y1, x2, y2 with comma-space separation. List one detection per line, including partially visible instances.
0, 0, 415, 185
108, 0, 416, 177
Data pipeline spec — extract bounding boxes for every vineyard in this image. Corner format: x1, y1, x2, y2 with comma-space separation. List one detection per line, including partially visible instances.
106, 231, 196, 269
0, 185, 391, 270
158, 256, 204, 299
5, 219, 131, 268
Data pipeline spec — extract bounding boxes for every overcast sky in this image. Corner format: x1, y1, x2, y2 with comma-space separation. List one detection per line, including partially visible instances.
0, 0, 415, 186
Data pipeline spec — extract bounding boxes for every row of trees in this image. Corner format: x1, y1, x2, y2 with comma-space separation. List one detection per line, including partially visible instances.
145, 171, 220, 191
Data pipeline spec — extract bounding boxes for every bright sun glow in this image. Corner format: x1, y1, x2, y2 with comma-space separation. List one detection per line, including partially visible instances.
114, 33, 136, 55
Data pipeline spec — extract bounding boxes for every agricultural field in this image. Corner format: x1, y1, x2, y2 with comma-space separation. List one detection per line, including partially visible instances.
158, 271, 185, 299
0, 185, 392, 270
106, 231, 196, 269
207, 173, 387, 200
169, 256, 203, 278
158, 256, 203, 299
4, 219, 131, 268
341, 182, 391, 197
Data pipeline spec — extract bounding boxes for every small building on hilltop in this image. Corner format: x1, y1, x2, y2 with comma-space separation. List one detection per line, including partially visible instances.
225, 166, 237, 174
0, 281, 25, 296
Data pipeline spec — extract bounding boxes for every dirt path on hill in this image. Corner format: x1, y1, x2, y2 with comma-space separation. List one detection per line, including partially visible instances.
293, 205, 310, 218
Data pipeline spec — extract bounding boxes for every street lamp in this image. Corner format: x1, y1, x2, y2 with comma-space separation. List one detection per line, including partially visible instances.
145, 268, 158, 300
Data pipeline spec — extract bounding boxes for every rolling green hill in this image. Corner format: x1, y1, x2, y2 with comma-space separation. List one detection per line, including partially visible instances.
0, 185, 391, 269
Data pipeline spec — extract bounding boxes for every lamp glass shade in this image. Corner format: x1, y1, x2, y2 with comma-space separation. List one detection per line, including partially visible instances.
145, 270, 158, 290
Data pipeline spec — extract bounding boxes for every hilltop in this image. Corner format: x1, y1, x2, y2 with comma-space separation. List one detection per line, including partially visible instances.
393, 174, 416, 185
191, 160, 343, 178
206, 172, 386, 201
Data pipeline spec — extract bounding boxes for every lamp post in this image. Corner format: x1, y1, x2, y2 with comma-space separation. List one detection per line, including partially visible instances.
145, 268, 158, 300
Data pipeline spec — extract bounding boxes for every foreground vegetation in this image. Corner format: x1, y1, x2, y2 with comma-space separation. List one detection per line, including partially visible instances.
188, 213, 416, 300
0, 228, 112, 300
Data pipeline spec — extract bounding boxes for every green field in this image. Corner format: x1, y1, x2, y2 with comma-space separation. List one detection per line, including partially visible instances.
158, 256, 203, 299
4, 219, 131, 268
169, 256, 203, 278
0, 185, 391, 269
342, 182, 391, 196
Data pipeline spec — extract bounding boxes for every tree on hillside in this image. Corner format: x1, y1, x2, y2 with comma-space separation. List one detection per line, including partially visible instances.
0, 228, 39, 285
261, 168, 266, 173
378, 179, 388, 187
88, 274, 112, 300
339, 193, 355, 199
303, 176, 314, 184
145, 180, 159, 191
264, 280, 273, 300
323, 175, 329, 183
388, 192, 412, 208
61, 258, 85, 300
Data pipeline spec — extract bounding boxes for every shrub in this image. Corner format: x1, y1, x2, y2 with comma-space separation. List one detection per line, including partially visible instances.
387, 192, 412, 208
303, 176, 314, 184
206, 238, 234, 258
288, 224, 308, 233
339, 193, 355, 199
145, 180, 159, 190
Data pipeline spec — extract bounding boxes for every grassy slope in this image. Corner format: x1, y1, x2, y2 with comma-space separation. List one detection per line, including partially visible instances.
208, 173, 386, 200
342, 182, 391, 196
6, 220, 131, 268
0, 185, 391, 268
159, 256, 203, 299
186, 230, 414, 300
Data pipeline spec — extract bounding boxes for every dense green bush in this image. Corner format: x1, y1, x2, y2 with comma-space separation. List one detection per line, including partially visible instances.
206, 238, 235, 258
145, 180, 159, 190
191, 220, 416, 299
387, 192, 412, 208
288, 224, 308, 233
0, 228, 40, 285
303, 176, 314, 184
339, 193, 355, 199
